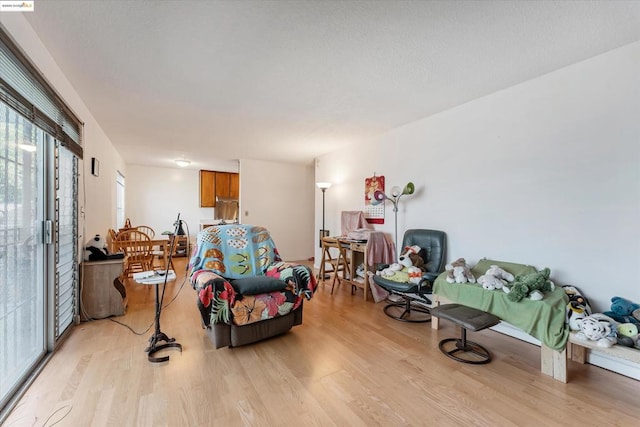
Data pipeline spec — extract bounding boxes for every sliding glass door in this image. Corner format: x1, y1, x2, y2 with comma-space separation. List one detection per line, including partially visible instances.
1, 27, 82, 414
0, 102, 46, 405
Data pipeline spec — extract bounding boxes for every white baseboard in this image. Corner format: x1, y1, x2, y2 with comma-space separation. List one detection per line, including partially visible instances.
587, 350, 640, 380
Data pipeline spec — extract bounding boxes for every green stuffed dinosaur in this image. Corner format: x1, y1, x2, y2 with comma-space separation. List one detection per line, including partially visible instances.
503, 267, 555, 302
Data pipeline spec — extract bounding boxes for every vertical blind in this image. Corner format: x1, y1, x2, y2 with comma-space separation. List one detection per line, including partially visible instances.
0, 27, 83, 159
55, 143, 77, 337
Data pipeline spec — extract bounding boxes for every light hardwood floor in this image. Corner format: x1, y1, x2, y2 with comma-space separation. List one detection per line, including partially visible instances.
3, 258, 638, 426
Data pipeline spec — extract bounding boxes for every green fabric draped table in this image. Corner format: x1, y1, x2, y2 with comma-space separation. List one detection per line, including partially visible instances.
432, 258, 574, 382
433, 258, 569, 351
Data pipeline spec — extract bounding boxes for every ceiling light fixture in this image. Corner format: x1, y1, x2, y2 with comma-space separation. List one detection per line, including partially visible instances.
174, 157, 191, 167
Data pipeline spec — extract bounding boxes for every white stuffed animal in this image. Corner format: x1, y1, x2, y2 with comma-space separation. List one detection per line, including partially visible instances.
445, 258, 476, 284
485, 265, 514, 282
84, 234, 109, 261
379, 262, 402, 277
477, 265, 515, 290
575, 313, 618, 348
406, 266, 423, 284
478, 274, 506, 290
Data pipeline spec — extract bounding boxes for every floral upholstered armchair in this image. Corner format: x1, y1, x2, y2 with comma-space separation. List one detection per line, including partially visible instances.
189, 224, 317, 348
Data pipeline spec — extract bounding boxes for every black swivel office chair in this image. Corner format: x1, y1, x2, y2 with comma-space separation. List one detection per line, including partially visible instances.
373, 229, 446, 322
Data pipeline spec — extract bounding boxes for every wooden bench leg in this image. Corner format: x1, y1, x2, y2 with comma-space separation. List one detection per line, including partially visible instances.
568, 341, 587, 364
431, 294, 440, 330
541, 345, 567, 383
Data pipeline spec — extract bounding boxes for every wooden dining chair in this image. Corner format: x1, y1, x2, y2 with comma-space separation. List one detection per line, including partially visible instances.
135, 225, 155, 239
107, 228, 118, 253
114, 229, 153, 279
133, 225, 172, 269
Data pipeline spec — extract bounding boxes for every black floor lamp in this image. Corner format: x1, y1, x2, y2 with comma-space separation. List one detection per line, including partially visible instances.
316, 182, 332, 247
146, 213, 183, 363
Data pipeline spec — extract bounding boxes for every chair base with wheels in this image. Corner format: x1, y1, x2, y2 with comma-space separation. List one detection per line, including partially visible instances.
429, 304, 500, 365
381, 280, 433, 323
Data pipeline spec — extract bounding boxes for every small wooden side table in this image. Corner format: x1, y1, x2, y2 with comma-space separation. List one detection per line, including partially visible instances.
345, 240, 370, 301
80, 259, 127, 320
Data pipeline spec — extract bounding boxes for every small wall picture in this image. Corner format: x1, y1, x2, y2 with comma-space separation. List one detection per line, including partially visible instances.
91, 157, 100, 177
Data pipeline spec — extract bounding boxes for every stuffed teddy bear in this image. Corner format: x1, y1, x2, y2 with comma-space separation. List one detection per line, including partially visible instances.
400, 245, 425, 271
377, 245, 424, 284
84, 234, 109, 261
563, 285, 593, 331
445, 258, 476, 284
502, 267, 554, 302
477, 265, 515, 290
575, 313, 618, 348
603, 297, 640, 325
616, 323, 639, 349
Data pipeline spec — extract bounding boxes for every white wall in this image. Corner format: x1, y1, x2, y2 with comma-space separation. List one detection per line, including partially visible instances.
1, 15, 125, 244
240, 159, 315, 261
125, 165, 203, 240
316, 41, 640, 314
124, 159, 238, 240
125, 159, 315, 261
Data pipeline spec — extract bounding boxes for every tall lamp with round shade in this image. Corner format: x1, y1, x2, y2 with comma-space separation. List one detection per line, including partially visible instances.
316, 182, 332, 247
374, 182, 415, 257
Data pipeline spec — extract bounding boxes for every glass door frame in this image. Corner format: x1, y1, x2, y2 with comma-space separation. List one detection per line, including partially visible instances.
0, 110, 48, 410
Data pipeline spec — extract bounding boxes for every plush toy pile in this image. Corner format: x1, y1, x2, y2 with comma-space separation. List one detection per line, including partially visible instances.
502, 267, 555, 302
477, 265, 514, 290
84, 234, 109, 261
575, 313, 618, 348
564, 292, 640, 350
616, 323, 639, 349
563, 285, 592, 332
445, 258, 475, 284
377, 245, 425, 284
603, 296, 640, 325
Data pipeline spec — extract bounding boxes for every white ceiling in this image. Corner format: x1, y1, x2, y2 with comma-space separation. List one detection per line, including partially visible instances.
23, 0, 640, 169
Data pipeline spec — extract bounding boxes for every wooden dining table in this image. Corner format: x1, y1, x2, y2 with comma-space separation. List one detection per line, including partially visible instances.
150, 236, 176, 271
112, 229, 186, 274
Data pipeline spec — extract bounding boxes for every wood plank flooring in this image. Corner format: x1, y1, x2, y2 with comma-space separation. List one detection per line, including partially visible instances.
3, 258, 638, 426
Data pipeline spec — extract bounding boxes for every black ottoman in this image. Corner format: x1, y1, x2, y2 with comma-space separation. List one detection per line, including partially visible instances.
430, 303, 500, 364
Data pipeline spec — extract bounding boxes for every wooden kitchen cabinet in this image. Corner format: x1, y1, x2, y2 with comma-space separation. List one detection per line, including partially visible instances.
200, 170, 216, 207
229, 173, 239, 199
215, 172, 231, 199
200, 170, 239, 207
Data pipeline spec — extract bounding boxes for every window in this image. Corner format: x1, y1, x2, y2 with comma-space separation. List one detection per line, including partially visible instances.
116, 171, 125, 229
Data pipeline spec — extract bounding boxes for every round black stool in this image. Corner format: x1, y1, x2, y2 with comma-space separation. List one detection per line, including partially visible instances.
430, 304, 500, 364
